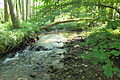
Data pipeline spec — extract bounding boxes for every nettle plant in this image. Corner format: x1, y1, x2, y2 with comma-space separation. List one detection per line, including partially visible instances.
80, 29, 120, 78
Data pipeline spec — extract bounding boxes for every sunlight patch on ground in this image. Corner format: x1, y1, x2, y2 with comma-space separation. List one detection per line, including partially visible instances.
79, 32, 92, 36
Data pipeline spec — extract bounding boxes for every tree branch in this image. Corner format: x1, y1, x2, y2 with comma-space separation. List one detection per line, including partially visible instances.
96, 4, 120, 14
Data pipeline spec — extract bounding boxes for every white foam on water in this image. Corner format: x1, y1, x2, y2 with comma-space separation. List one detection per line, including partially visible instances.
3, 57, 19, 64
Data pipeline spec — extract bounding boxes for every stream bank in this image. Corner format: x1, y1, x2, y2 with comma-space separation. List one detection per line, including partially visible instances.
0, 31, 118, 80
0, 33, 38, 59
51, 37, 116, 80
0, 32, 80, 80
50, 36, 119, 80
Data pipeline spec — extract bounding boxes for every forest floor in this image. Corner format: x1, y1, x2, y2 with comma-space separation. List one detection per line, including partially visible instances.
50, 36, 119, 80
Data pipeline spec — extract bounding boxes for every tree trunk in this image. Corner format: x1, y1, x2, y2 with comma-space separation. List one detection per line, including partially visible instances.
7, 0, 20, 28
4, 0, 9, 22
18, 0, 22, 19
21, 0, 24, 20
29, 0, 32, 18
26, 0, 28, 20
18, 0, 21, 13
16, 0, 19, 18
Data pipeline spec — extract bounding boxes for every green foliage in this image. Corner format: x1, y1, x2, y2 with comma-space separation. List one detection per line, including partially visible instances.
79, 28, 120, 78
106, 19, 120, 30
0, 22, 36, 53
1, 0, 120, 78
30, 0, 120, 31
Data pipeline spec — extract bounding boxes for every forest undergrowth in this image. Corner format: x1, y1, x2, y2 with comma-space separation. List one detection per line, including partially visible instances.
78, 27, 120, 78
0, 22, 37, 54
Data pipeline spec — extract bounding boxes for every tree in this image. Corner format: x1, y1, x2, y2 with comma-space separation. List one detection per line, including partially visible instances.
18, 0, 22, 19
21, 0, 25, 20
18, 0, 22, 13
29, 0, 32, 18
26, 0, 28, 20
4, 0, 9, 22
15, 0, 19, 18
7, 0, 20, 28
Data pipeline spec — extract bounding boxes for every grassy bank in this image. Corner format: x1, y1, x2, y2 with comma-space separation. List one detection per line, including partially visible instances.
0, 22, 36, 54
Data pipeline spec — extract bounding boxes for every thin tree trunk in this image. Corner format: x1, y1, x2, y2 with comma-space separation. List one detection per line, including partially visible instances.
4, 0, 9, 22
21, 0, 24, 20
18, 0, 22, 19
29, 0, 32, 18
18, 0, 21, 13
26, 0, 28, 20
16, 0, 19, 18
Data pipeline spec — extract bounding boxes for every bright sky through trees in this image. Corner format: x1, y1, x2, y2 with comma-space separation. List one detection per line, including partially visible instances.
0, 0, 3, 8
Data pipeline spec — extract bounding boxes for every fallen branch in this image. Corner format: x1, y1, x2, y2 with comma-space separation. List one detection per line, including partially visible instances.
38, 18, 93, 30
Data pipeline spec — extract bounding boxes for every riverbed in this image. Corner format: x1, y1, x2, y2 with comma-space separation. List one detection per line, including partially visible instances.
0, 32, 80, 80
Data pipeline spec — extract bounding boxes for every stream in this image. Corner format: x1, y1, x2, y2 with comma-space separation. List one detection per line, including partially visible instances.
0, 32, 80, 80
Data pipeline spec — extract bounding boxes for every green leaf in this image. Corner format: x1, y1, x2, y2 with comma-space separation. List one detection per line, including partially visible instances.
102, 64, 113, 78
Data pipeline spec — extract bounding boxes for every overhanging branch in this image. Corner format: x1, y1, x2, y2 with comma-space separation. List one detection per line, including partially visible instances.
96, 4, 120, 14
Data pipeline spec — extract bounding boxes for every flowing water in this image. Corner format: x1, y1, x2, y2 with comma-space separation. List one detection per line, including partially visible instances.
0, 32, 80, 80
